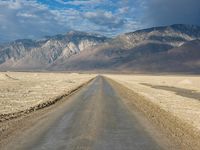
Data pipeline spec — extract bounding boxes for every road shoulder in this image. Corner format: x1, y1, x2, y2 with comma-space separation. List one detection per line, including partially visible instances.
106, 77, 200, 150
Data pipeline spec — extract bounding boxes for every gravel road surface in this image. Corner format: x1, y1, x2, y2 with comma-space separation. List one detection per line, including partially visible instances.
1, 76, 173, 150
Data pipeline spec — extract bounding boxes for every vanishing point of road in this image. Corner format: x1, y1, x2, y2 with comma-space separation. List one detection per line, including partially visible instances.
2, 76, 174, 150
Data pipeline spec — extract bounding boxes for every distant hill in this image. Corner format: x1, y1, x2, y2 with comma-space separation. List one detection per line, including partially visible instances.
120, 39, 200, 73
0, 24, 200, 73
0, 31, 107, 70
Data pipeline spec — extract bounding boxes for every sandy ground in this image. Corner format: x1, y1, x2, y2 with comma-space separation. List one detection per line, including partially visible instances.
0, 74, 199, 149
105, 74, 200, 132
0, 72, 96, 114
1, 76, 174, 150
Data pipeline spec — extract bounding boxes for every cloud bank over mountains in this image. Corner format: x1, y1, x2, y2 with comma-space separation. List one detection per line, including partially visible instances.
0, 0, 200, 42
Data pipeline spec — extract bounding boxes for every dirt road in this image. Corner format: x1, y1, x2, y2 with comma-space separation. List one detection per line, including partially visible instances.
1, 76, 174, 150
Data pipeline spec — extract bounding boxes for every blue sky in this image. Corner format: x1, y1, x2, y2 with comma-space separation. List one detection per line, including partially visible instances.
0, 0, 200, 42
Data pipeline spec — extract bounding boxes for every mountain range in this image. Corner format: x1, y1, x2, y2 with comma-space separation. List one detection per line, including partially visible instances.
0, 24, 200, 73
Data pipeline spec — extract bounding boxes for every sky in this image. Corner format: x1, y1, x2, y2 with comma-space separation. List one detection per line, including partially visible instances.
0, 0, 200, 42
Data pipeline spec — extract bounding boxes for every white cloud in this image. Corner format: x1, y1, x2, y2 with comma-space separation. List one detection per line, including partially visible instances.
0, 0, 144, 42
1, 0, 22, 9
118, 7, 129, 14
83, 11, 126, 29
16, 12, 37, 18
55, 0, 102, 5
0, 0, 72, 42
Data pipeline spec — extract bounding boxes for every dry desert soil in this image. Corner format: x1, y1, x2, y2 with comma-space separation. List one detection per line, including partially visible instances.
0, 72, 199, 150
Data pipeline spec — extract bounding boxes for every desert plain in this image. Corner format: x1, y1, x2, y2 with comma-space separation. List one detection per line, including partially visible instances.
0, 72, 200, 130
106, 74, 200, 130
0, 72, 96, 114
0, 72, 199, 149
106, 74, 200, 149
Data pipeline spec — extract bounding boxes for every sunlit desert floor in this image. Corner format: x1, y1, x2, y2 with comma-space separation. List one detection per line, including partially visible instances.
0, 72, 96, 114
0, 73, 200, 149
105, 74, 200, 131
1, 72, 200, 132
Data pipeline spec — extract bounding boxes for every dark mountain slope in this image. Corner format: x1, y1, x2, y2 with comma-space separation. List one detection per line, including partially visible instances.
120, 39, 200, 73
49, 24, 200, 73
